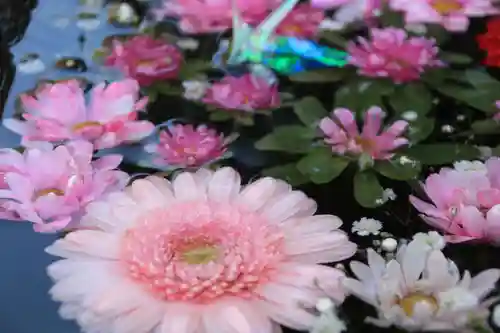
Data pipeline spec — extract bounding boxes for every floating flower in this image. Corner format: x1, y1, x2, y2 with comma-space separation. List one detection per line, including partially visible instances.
203, 74, 280, 112
0, 141, 128, 233
46, 167, 357, 333
351, 217, 383, 236
343, 240, 500, 331
410, 158, 500, 243
273, 4, 324, 38
3, 79, 154, 150
104, 35, 183, 86
154, 0, 281, 33
311, 298, 347, 333
412, 231, 446, 251
144, 124, 230, 168
390, 0, 498, 32
478, 19, 500, 67
319, 106, 409, 160
347, 28, 444, 83
182, 80, 209, 101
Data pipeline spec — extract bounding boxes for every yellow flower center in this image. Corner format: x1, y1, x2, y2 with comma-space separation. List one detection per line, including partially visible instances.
282, 24, 302, 34
33, 188, 65, 200
72, 121, 102, 132
431, 0, 463, 14
398, 293, 439, 316
354, 136, 375, 151
180, 244, 219, 265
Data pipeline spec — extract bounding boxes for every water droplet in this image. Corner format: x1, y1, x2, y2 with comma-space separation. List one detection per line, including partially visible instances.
55, 57, 88, 72
441, 124, 454, 133
381, 238, 398, 252
401, 111, 418, 121
18, 53, 45, 74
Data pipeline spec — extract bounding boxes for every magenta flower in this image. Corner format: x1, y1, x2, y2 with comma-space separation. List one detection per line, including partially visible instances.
0, 141, 129, 233
410, 159, 500, 244
105, 35, 183, 86
154, 0, 282, 33
203, 74, 280, 112
390, 0, 498, 32
347, 28, 444, 83
494, 100, 500, 120
271, 4, 324, 38
144, 124, 230, 168
319, 106, 409, 160
3, 79, 155, 150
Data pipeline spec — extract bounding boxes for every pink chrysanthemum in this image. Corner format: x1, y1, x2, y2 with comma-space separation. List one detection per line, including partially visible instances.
319, 106, 409, 160
347, 28, 444, 83
494, 100, 500, 120
3, 79, 155, 150
46, 167, 357, 333
272, 4, 324, 38
144, 124, 230, 168
0, 141, 129, 233
390, 0, 498, 32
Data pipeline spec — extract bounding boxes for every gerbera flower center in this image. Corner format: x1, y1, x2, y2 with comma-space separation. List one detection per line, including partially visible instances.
120, 200, 285, 304
398, 292, 439, 316
33, 188, 65, 200
354, 136, 375, 151
281, 24, 302, 34
72, 121, 102, 132
431, 0, 463, 14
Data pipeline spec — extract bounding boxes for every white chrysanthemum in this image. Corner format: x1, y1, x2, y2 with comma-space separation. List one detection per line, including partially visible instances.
412, 231, 446, 252
310, 298, 346, 333
453, 160, 488, 173
351, 217, 382, 236
343, 240, 500, 331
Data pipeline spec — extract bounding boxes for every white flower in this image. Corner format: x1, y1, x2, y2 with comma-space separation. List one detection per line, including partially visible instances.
412, 231, 446, 252
477, 146, 493, 160
311, 298, 346, 333
182, 80, 209, 100
319, 19, 346, 31
405, 24, 427, 34
453, 160, 488, 173
176, 38, 200, 51
343, 246, 500, 331
18, 58, 45, 75
492, 303, 500, 328
382, 188, 396, 202
352, 217, 382, 236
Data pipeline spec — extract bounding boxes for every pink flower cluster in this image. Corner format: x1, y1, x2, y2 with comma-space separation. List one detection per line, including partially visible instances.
154, 0, 323, 36
390, 0, 498, 32
347, 28, 444, 83
105, 35, 183, 86
203, 74, 280, 111
0, 141, 128, 233
411, 159, 500, 243
3, 79, 155, 150
144, 124, 229, 168
319, 106, 409, 160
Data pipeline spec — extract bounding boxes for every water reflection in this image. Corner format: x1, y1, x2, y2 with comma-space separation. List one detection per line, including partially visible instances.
0, 1, 140, 333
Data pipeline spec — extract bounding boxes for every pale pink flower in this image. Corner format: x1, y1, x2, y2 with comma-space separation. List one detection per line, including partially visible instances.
46, 167, 357, 333
312, 0, 383, 25
347, 28, 444, 83
344, 239, 500, 330
319, 106, 409, 160
144, 124, 230, 168
153, 0, 282, 33
0, 141, 129, 233
272, 4, 324, 38
494, 100, 500, 120
203, 74, 280, 112
105, 35, 183, 86
410, 159, 500, 244
390, 0, 498, 32
3, 79, 155, 150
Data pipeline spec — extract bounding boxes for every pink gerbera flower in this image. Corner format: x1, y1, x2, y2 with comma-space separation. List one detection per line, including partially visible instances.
3, 79, 155, 150
144, 124, 231, 168
390, 0, 498, 32
46, 167, 357, 333
319, 106, 409, 160
347, 28, 444, 83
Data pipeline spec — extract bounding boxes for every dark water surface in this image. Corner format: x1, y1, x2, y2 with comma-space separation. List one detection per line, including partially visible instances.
0, 1, 499, 333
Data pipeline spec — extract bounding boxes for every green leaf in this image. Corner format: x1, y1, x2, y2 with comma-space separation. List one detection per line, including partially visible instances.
407, 117, 435, 143
318, 31, 348, 48
435, 84, 498, 113
389, 83, 433, 116
209, 110, 233, 122
296, 147, 350, 184
288, 68, 351, 83
261, 163, 309, 186
440, 52, 473, 65
426, 24, 450, 44
462, 69, 500, 88
178, 60, 211, 80
471, 119, 500, 134
255, 125, 316, 153
404, 144, 480, 165
235, 114, 255, 126
293, 96, 329, 126
379, 9, 404, 28
353, 170, 385, 208
153, 82, 182, 96
374, 156, 422, 180
335, 78, 394, 115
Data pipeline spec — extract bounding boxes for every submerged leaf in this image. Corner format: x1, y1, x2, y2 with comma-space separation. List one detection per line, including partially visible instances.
354, 170, 385, 208
296, 147, 350, 184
